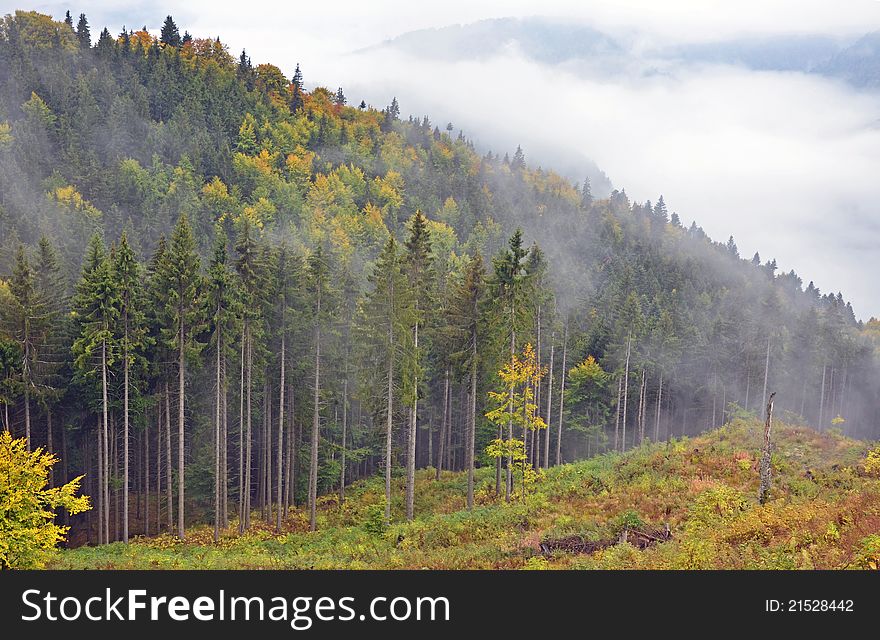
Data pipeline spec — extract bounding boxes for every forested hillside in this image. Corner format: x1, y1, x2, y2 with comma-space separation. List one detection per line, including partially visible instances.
0, 10, 877, 548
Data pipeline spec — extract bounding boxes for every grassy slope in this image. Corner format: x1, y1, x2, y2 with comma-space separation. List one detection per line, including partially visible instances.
52, 418, 880, 569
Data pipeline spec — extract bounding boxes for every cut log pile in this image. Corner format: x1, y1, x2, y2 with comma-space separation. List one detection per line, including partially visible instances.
540, 523, 672, 556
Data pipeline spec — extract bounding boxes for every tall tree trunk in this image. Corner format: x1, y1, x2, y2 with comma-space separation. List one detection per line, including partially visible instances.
436, 367, 449, 480
506, 328, 515, 502
654, 372, 663, 443
637, 368, 646, 445
156, 403, 161, 534
123, 325, 130, 544
102, 339, 110, 544
284, 386, 293, 515
384, 327, 394, 526
614, 375, 622, 452
276, 333, 285, 532
145, 408, 149, 536
406, 322, 418, 521
46, 408, 53, 487
97, 422, 103, 544
621, 335, 631, 453
214, 322, 222, 542
24, 384, 30, 451
222, 350, 229, 529
238, 332, 245, 534
177, 319, 186, 540
543, 341, 554, 469
818, 362, 827, 430
245, 327, 253, 529
339, 377, 347, 506
758, 392, 776, 504
164, 383, 172, 534
309, 324, 321, 532
761, 337, 771, 414
556, 326, 568, 465
466, 336, 477, 511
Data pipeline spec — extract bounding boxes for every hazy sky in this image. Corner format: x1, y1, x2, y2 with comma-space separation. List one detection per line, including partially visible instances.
12, 1, 880, 317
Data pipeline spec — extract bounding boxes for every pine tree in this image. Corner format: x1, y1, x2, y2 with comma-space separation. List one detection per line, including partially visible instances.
5, 247, 43, 450
581, 177, 593, 208
153, 215, 202, 539
72, 234, 118, 544
402, 211, 433, 521
75, 14, 91, 49
205, 226, 238, 541
160, 16, 181, 48
305, 246, 336, 531
357, 238, 415, 525
113, 232, 147, 543
487, 229, 530, 501
446, 252, 485, 509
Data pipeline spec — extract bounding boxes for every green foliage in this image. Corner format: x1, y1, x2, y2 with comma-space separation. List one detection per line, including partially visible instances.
0, 432, 90, 568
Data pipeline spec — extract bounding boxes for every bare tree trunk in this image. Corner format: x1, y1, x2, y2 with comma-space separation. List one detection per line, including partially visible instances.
506, 328, 514, 502
222, 351, 229, 529
24, 385, 30, 451
97, 423, 103, 544
245, 327, 253, 530
543, 341, 554, 469
406, 321, 419, 521
165, 383, 172, 534
238, 333, 245, 534
818, 362, 826, 430
46, 408, 53, 487
284, 386, 293, 516
177, 320, 186, 540
556, 325, 568, 465
614, 375, 622, 452
621, 335, 631, 453
214, 323, 222, 542
760, 337, 771, 414
309, 324, 321, 532
276, 333, 285, 532
145, 408, 149, 536
744, 357, 751, 413
123, 320, 130, 543
654, 372, 663, 443
384, 328, 394, 526
467, 331, 477, 510
339, 377, 347, 506
156, 399, 162, 534
637, 368, 646, 445
102, 339, 110, 544
436, 367, 449, 480
758, 392, 776, 504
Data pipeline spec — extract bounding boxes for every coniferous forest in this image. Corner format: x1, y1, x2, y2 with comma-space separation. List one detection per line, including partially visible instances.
1, 10, 880, 570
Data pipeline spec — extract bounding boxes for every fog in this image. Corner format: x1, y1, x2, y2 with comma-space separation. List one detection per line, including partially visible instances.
23, 1, 880, 317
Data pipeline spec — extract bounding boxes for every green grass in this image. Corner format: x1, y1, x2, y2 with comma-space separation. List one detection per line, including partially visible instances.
51, 418, 880, 569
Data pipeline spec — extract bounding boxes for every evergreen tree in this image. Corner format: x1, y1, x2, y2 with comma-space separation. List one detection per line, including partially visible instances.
357, 238, 415, 524
160, 16, 181, 48
153, 215, 202, 539
75, 14, 90, 49
112, 232, 147, 543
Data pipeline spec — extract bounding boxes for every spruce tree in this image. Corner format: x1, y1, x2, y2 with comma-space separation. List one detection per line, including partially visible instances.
402, 211, 433, 521
153, 215, 202, 539
72, 234, 119, 543
160, 16, 181, 48
357, 238, 415, 525
113, 232, 147, 543
75, 14, 90, 49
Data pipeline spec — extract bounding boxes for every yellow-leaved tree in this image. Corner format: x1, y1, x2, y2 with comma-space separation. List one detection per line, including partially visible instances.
0, 432, 90, 569
486, 343, 547, 501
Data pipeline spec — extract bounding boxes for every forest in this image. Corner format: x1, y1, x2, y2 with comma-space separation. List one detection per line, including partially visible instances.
0, 10, 878, 559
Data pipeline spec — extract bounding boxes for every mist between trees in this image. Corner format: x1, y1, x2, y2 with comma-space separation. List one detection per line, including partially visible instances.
0, 11, 877, 544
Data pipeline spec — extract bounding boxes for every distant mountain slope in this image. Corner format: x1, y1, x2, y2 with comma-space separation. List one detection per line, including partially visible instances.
367, 17, 880, 88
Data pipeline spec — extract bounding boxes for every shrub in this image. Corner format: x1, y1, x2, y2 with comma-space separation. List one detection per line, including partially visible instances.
0, 432, 91, 568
